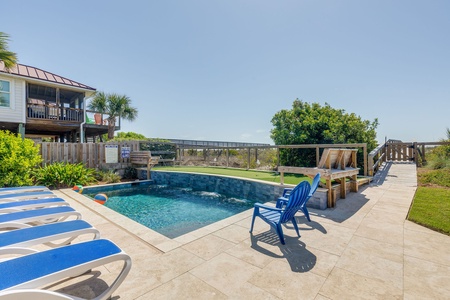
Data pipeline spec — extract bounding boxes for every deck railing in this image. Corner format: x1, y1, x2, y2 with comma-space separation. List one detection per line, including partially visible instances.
368, 139, 450, 175
27, 103, 116, 126
27, 103, 83, 122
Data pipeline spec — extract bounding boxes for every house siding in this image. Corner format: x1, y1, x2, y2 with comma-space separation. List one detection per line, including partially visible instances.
0, 75, 25, 123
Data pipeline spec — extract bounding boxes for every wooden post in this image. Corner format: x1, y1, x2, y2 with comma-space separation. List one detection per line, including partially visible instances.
413, 142, 418, 165
226, 148, 229, 167
326, 180, 333, 208
363, 144, 368, 176
422, 144, 426, 163
316, 147, 320, 167
277, 148, 280, 168
247, 148, 250, 170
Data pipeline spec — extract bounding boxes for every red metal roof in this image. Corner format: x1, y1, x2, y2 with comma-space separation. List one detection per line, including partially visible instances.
0, 61, 96, 91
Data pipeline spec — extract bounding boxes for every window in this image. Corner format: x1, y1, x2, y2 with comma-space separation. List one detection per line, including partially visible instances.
0, 80, 11, 107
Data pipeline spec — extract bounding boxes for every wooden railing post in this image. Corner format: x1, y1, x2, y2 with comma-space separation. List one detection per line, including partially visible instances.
316, 147, 320, 167
247, 147, 250, 170
413, 142, 418, 165
363, 143, 368, 176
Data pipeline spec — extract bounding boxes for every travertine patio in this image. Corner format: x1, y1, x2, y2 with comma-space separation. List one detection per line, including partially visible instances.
49, 162, 450, 299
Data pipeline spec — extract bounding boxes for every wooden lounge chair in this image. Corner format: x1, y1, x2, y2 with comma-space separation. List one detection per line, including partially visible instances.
279, 148, 360, 207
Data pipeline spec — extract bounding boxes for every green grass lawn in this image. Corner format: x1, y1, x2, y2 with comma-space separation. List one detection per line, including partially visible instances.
152, 166, 309, 185
408, 165, 450, 235
408, 186, 450, 235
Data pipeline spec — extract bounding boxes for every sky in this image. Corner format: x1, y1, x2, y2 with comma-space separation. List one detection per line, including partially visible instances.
2, 0, 449, 145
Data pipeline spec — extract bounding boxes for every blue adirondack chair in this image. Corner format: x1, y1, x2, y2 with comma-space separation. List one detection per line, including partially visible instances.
276, 173, 321, 222
249, 181, 311, 245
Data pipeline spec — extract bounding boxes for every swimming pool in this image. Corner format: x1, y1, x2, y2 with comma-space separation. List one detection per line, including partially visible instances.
85, 184, 257, 238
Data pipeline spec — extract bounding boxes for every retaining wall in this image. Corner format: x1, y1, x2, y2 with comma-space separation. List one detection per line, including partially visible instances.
142, 170, 328, 210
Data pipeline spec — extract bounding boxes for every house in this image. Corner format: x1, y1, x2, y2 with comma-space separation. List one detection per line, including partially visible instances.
0, 62, 118, 142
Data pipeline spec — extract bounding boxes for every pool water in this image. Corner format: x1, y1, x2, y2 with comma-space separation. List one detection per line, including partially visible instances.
86, 185, 257, 238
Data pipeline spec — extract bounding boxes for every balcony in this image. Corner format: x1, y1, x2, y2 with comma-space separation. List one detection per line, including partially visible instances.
25, 101, 119, 140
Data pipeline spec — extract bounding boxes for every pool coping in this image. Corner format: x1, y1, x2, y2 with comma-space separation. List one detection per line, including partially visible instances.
61, 182, 261, 253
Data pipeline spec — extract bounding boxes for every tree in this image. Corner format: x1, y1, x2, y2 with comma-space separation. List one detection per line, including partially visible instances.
0, 32, 17, 70
88, 92, 138, 140
271, 99, 378, 167
113, 131, 148, 141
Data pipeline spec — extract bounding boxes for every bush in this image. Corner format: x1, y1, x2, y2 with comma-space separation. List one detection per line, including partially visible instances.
33, 162, 97, 189
419, 168, 450, 188
123, 167, 137, 179
0, 130, 42, 187
429, 157, 449, 170
101, 170, 121, 183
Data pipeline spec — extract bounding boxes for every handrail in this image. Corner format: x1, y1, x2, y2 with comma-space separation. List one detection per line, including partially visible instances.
367, 139, 450, 175
27, 103, 84, 122
368, 142, 387, 176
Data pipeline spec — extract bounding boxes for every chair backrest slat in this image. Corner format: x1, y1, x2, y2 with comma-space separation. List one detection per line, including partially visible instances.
281, 181, 311, 223
309, 173, 321, 197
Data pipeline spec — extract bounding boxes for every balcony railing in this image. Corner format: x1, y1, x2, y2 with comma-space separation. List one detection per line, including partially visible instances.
27, 103, 83, 122
26, 103, 119, 129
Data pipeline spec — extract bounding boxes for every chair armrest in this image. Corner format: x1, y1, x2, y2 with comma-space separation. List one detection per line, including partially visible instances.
276, 197, 288, 208
254, 203, 283, 212
282, 188, 293, 197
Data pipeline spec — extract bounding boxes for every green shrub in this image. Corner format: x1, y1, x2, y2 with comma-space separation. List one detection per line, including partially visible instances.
123, 167, 137, 179
0, 130, 42, 187
419, 168, 450, 188
33, 162, 97, 189
101, 171, 121, 183
429, 157, 449, 170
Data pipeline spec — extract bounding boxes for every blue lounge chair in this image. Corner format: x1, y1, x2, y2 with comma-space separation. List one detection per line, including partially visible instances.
0, 191, 56, 202
0, 289, 74, 299
0, 220, 100, 253
0, 198, 69, 213
0, 207, 81, 230
0, 186, 49, 195
250, 181, 311, 245
0, 239, 132, 300
276, 173, 321, 222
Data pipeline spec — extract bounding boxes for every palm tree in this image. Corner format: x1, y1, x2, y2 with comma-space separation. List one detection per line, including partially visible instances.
88, 92, 138, 140
0, 32, 17, 70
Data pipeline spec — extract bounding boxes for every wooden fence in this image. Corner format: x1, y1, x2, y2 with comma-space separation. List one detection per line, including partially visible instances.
36, 141, 370, 175
368, 140, 450, 175
36, 142, 140, 168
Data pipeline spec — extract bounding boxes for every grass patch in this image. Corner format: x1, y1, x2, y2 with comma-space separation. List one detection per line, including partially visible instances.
408, 187, 450, 235
152, 166, 308, 185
